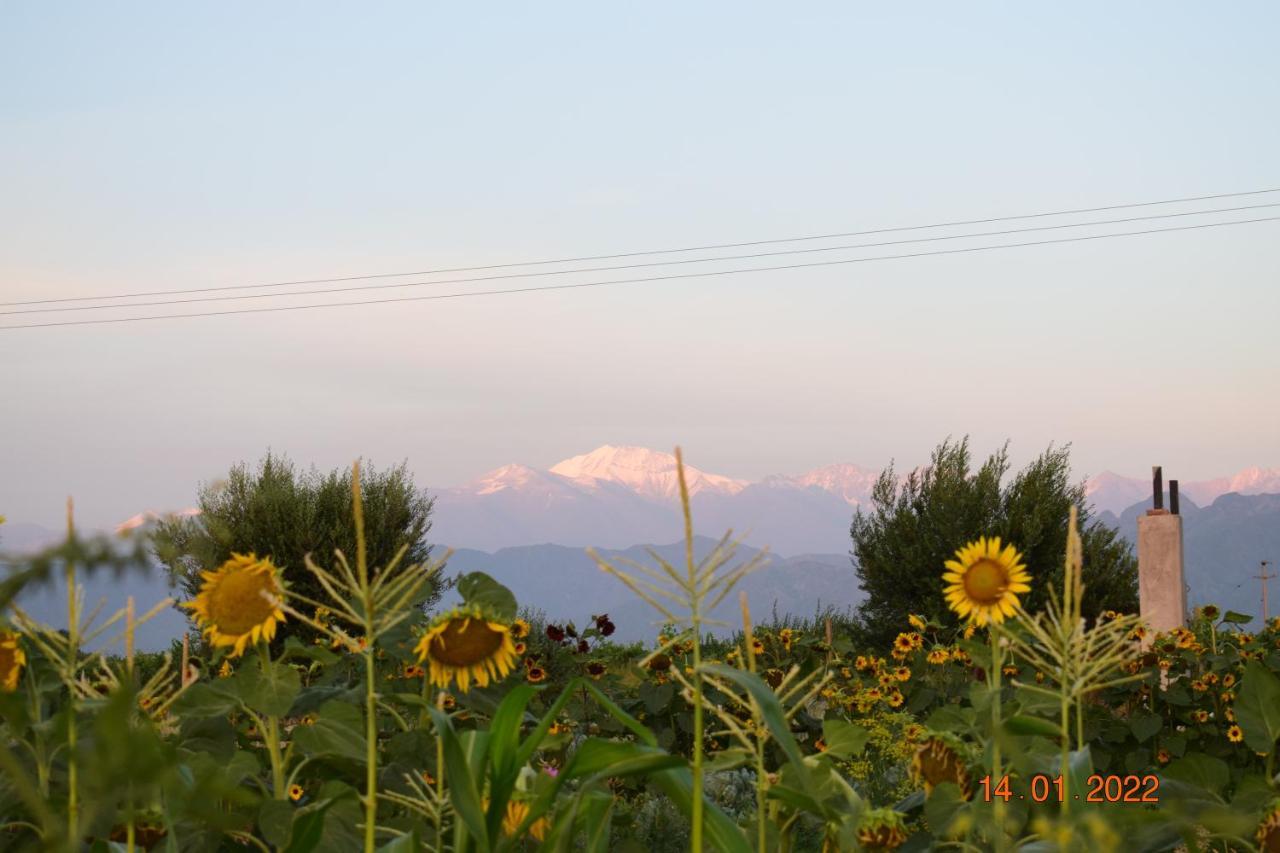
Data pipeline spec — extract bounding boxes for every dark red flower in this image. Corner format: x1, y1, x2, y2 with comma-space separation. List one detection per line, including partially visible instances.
576, 639, 590, 654
546, 624, 565, 643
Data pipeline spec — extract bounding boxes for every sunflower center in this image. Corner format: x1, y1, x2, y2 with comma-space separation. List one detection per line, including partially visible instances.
963, 559, 1008, 605
429, 619, 505, 667
208, 569, 279, 636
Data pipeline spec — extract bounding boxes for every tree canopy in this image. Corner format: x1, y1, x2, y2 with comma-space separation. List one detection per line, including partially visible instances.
154, 452, 438, 644
851, 438, 1138, 646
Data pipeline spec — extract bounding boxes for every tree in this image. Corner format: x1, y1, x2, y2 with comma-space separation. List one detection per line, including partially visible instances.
851, 438, 1138, 647
154, 452, 439, 644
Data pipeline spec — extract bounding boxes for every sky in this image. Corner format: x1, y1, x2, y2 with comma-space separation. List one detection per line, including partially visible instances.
3, 2, 1279, 532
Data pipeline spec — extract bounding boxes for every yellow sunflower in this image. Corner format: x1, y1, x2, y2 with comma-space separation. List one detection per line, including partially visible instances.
414, 605, 518, 693
1258, 804, 1280, 852
289, 784, 304, 802
1, 629, 27, 692
183, 554, 287, 657
502, 799, 550, 841
1227, 725, 1244, 743
511, 618, 530, 640
943, 537, 1030, 625
911, 735, 971, 797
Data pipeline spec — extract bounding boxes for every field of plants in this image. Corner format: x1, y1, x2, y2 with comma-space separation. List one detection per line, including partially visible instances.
3, 457, 1280, 852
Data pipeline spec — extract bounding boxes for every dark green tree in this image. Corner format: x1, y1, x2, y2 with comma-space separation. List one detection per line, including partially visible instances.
851, 438, 1138, 646
153, 452, 439, 643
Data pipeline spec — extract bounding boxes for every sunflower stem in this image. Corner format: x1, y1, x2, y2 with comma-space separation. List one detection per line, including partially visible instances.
675, 449, 705, 853
990, 630, 1005, 852
352, 461, 379, 853
64, 498, 80, 844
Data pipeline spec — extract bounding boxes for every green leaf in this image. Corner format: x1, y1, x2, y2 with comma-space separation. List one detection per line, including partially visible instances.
1128, 710, 1162, 743
292, 701, 367, 763
170, 683, 240, 719
565, 739, 684, 780
647, 767, 752, 853
259, 799, 294, 848
821, 719, 870, 758
1236, 661, 1280, 753
456, 572, 517, 621
1165, 752, 1230, 795
1003, 715, 1064, 739
923, 782, 967, 836
238, 658, 302, 718
428, 707, 491, 852
1222, 611, 1254, 625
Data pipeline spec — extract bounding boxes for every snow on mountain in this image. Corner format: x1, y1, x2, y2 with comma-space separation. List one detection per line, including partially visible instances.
549, 445, 748, 499
430, 447, 1280, 554
764, 463, 881, 506
1084, 472, 1153, 515
1085, 468, 1280, 515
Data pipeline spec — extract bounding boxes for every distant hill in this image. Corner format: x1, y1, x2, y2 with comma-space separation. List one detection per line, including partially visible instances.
438, 537, 859, 642
1101, 492, 1280, 622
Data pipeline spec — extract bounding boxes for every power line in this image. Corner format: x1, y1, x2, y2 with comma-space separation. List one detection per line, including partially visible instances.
3, 214, 1276, 332
5, 186, 1279, 308
5, 201, 1278, 317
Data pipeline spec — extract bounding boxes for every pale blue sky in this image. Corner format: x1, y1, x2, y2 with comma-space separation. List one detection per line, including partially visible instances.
3, 2, 1279, 531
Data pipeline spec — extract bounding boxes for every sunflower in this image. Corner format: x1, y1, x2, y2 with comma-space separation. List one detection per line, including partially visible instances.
926, 649, 950, 665
943, 537, 1030, 625
415, 605, 518, 693
886, 690, 905, 708
183, 554, 287, 657
779, 628, 794, 652
911, 735, 971, 797
892, 633, 915, 654
503, 799, 550, 841
511, 618, 530, 640
908, 614, 927, 631
288, 784, 304, 802
1227, 725, 1244, 743
893, 666, 911, 682
751, 639, 765, 656
1, 629, 26, 692
1258, 804, 1280, 853
856, 807, 909, 851
1156, 748, 1171, 765
586, 661, 606, 680
526, 666, 547, 684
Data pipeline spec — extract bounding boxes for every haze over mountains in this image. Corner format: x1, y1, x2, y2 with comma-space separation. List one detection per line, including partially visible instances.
432, 444, 1280, 554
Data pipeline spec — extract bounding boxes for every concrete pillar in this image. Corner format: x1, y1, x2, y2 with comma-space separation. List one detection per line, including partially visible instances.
1137, 509, 1186, 632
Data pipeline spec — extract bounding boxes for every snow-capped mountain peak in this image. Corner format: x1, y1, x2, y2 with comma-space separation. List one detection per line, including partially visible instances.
549, 445, 748, 499
765, 463, 881, 506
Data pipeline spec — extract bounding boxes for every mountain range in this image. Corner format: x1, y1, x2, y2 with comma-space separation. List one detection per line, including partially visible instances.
431, 445, 1280, 554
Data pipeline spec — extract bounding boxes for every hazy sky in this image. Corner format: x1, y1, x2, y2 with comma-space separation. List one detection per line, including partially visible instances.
3, 3, 1279, 532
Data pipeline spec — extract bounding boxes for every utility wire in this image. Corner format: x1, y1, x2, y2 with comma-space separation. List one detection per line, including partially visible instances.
4, 201, 1278, 317
5, 186, 1279, 308
3, 215, 1276, 332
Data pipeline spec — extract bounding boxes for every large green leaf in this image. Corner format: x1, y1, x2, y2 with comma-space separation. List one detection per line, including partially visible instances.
1128, 710, 1162, 743
1236, 661, 1280, 753
565, 739, 684, 780
456, 572, 517, 621
1003, 715, 1063, 739
238, 658, 302, 718
821, 719, 870, 759
291, 700, 367, 763
170, 683, 240, 719
429, 707, 491, 852
1165, 752, 1230, 796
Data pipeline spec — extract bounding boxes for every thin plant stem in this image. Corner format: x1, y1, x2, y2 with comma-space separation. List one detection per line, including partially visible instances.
64, 498, 80, 843
990, 630, 1005, 852
353, 461, 379, 853
741, 593, 768, 853
677, 449, 705, 853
